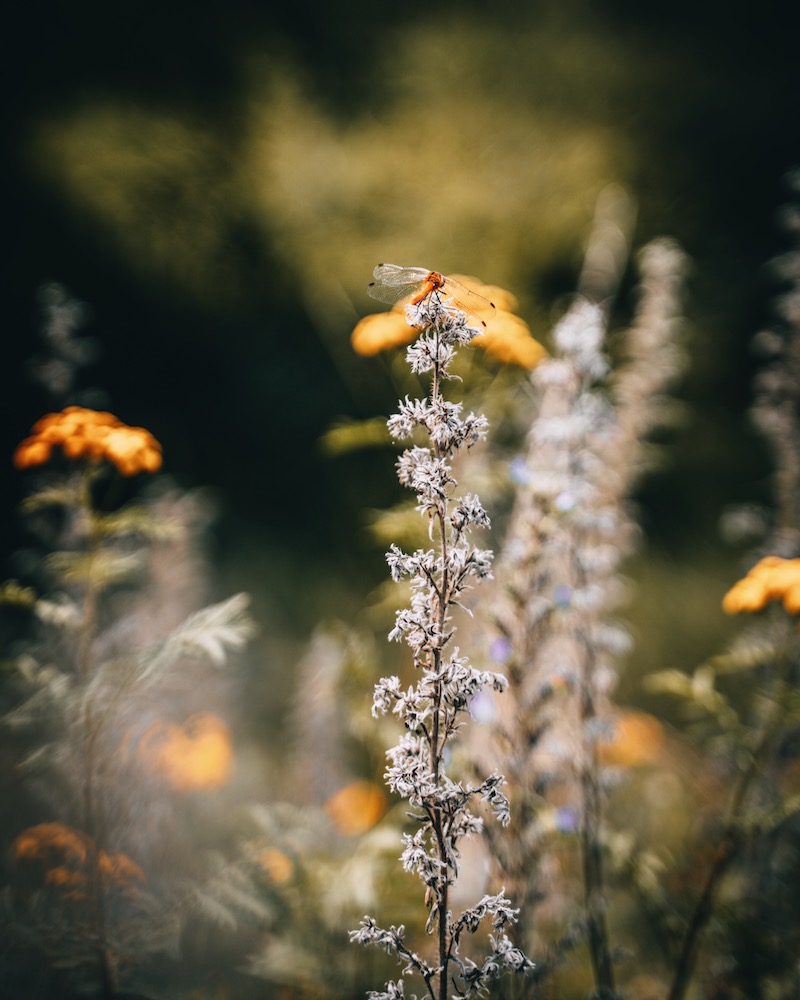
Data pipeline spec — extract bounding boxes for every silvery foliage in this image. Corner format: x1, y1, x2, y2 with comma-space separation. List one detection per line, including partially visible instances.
350, 292, 532, 999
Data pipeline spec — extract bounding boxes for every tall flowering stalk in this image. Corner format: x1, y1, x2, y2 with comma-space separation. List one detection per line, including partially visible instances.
487, 239, 686, 992
351, 284, 531, 999
2, 407, 259, 996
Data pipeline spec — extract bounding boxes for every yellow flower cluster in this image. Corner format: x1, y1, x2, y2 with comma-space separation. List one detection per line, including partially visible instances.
351, 310, 420, 356
597, 711, 664, 768
470, 314, 548, 370
352, 274, 547, 370
258, 846, 294, 884
324, 780, 388, 836
722, 556, 800, 615
13, 406, 162, 477
134, 713, 234, 792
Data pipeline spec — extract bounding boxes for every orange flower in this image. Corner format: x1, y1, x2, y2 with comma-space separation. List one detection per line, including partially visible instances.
722, 576, 770, 614
12, 438, 53, 467
351, 311, 421, 356
324, 780, 388, 835
258, 847, 294, 884
471, 312, 549, 369
597, 712, 664, 768
722, 556, 800, 615
13, 823, 144, 897
103, 426, 163, 476
13, 822, 90, 864
135, 713, 234, 792
45, 865, 85, 888
98, 849, 145, 888
13, 406, 162, 476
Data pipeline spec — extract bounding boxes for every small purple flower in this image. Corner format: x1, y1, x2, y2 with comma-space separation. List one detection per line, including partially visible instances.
489, 636, 512, 664
553, 584, 572, 608
469, 690, 496, 723
554, 806, 579, 834
509, 456, 532, 485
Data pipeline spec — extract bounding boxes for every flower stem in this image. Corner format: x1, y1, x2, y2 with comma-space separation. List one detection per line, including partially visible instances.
666, 662, 791, 1000
76, 469, 116, 998
578, 642, 616, 998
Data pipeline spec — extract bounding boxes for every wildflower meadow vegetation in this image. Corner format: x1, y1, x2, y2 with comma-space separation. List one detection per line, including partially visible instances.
3, 171, 800, 1000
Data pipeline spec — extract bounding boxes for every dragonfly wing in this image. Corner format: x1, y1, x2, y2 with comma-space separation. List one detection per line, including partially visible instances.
440, 277, 496, 315
372, 263, 428, 286
367, 282, 416, 306
368, 263, 429, 306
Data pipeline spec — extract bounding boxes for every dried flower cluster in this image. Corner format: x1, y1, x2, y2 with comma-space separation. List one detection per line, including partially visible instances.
486, 239, 686, 991
748, 171, 800, 553
28, 283, 98, 401
351, 281, 531, 999
14, 405, 162, 476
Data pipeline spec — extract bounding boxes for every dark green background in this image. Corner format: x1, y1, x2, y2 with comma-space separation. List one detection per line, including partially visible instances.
2, 0, 799, 628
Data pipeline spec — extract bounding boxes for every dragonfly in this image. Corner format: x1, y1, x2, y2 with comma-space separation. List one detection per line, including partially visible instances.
368, 263, 496, 327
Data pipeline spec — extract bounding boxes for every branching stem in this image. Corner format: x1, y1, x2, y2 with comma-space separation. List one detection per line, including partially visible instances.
666, 660, 791, 1000
354, 293, 528, 999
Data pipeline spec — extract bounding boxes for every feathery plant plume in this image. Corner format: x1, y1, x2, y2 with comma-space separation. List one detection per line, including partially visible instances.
646, 170, 800, 1000
27, 283, 100, 404
488, 238, 686, 995
350, 273, 533, 1000
1, 406, 259, 997
749, 167, 800, 554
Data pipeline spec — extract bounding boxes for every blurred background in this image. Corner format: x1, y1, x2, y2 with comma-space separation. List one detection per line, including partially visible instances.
2, 0, 800, 874
2, 0, 800, 770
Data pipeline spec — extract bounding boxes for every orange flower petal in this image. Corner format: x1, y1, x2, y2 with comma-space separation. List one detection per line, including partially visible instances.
62, 434, 93, 459
13, 438, 53, 469
472, 313, 548, 369
259, 848, 294, 884
135, 714, 233, 792
99, 850, 145, 887
12, 822, 89, 864
722, 577, 770, 614
598, 712, 664, 767
325, 780, 388, 835
46, 865, 85, 887
724, 557, 800, 614
351, 312, 419, 356
783, 583, 800, 614
103, 427, 162, 476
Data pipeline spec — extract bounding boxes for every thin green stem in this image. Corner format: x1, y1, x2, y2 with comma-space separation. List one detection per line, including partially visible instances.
76, 469, 116, 999
666, 662, 791, 1000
